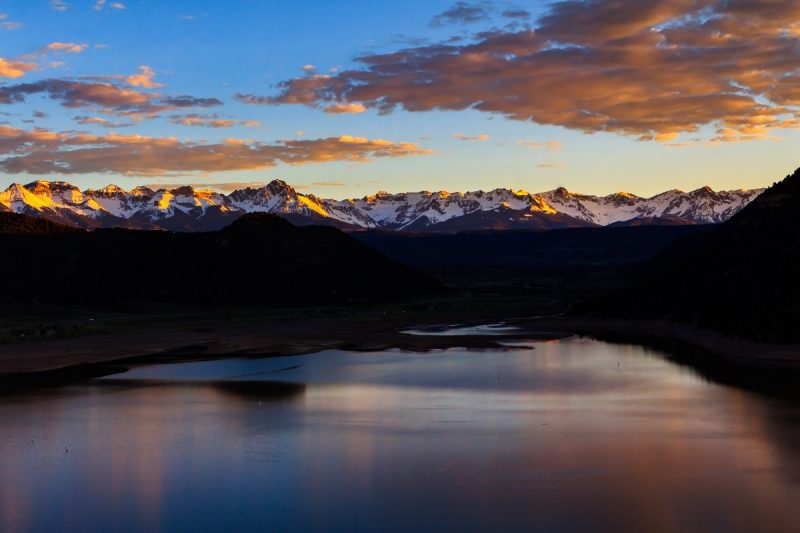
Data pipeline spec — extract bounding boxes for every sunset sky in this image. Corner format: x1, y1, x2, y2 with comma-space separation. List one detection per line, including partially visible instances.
1, 0, 799, 197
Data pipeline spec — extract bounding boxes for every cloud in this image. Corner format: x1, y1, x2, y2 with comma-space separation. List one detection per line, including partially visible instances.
125, 65, 162, 88
0, 124, 431, 176
502, 8, 530, 20
517, 140, 562, 152
311, 180, 346, 187
0, 42, 91, 80
94, 0, 123, 10
0, 59, 37, 79
169, 113, 261, 128
47, 42, 89, 54
259, 0, 800, 143
73, 116, 135, 128
430, 2, 490, 27
0, 78, 222, 117
452, 133, 489, 141
1, 21, 22, 30
537, 163, 566, 169
50, 0, 68, 12
323, 102, 366, 114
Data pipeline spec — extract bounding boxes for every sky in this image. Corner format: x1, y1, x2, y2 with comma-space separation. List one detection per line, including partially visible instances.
1, 0, 799, 198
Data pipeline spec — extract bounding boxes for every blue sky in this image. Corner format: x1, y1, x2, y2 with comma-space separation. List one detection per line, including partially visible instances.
1, 0, 799, 197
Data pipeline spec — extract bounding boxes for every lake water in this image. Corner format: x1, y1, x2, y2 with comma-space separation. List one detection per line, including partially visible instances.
1, 337, 799, 532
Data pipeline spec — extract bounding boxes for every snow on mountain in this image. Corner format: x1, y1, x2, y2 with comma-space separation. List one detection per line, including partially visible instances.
0, 179, 764, 232
539, 186, 762, 225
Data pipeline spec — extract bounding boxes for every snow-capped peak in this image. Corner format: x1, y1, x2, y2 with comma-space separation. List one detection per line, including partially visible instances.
0, 179, 765, 232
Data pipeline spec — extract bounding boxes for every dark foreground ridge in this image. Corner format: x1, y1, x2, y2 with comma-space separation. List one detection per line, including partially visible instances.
0, 212, 442, 311
579, 167, 800, 344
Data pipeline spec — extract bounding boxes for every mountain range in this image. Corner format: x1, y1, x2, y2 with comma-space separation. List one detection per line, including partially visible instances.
0, 179, 763, 232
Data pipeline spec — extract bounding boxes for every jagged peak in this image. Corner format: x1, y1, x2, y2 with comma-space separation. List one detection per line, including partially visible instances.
266, 178, 293, 191
691, 185, 715, 195
169, 185, 197, 196
131, 186, 155, 196
610, 191, 638, 199
24, 180, 79, 193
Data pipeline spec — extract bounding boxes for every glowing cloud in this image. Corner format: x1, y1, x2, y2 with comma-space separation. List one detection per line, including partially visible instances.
47, 42, 89, 54
323, 103, 367, 114
256, 0, 800, 143
0, 125, 431, 176
125, 65, 162, 88
0, 59, 37, 79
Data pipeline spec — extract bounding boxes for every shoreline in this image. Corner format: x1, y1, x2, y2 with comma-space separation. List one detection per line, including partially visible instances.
2, 311, 799, 392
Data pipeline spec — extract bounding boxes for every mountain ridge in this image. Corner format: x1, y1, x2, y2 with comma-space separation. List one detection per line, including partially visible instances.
0, 179, 763, 233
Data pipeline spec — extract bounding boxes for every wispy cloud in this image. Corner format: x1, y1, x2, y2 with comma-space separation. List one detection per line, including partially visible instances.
46, 42, 89, 54
537, 163, 566, 169
452, 133, 490, 141
169, 113, 261, 128
94, 0, 125, 11
73, 116, 135, 128
430, 2, 490, 27
0, 124, 431, 176
517, 140, 562, 153
0, 78, 221, 117
1, 11, 22, 30
50, 0, 68, 12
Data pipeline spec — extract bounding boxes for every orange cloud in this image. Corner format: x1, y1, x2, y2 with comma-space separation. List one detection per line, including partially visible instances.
323, 102, 367, 114
126, 65, 162, 88
253, 0, 800, 143
0, 125, 431, 176
169, 114, 261, 128
47, 42, 89, 53
74, 116, 135, 128
0, 58, 36, 79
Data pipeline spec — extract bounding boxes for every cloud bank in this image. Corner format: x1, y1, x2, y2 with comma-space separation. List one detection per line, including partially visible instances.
0, 125, 430, 176
247, 0, 800, 142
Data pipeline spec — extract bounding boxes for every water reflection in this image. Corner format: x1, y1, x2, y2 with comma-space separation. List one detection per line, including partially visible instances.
1, 339, 799, 532
401, 322, 520, 336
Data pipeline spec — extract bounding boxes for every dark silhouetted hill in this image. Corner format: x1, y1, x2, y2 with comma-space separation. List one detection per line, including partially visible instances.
579, 168, 800, 343
0, 212, 441, 310
354, 225, 711, 270
0, 212, 80, 235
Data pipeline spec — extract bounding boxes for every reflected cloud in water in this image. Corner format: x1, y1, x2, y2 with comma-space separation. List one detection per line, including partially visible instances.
1, 338, 799, 532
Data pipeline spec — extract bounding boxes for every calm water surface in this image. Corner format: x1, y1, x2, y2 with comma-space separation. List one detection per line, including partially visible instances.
1, 337, 799, 532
